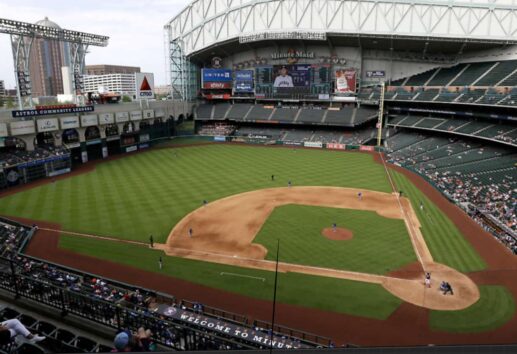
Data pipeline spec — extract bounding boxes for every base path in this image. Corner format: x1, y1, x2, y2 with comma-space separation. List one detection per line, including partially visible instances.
158, 186, 479, 311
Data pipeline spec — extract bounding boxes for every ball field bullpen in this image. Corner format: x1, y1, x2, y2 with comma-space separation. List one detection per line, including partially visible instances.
1, 141, 516, 346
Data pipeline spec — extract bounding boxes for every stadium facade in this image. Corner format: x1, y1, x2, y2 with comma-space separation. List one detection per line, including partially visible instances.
164, 0, 517, 101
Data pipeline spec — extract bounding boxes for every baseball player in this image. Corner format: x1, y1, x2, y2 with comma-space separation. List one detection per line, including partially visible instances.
332, 223, 337, 232
188, 228, 193, 238
358, 192, 362, 201
271, 174, 275, 181
288, 180, 292, 188
149, 235, 154, 248
158, 256, 163, 270
424, 272, 431, 288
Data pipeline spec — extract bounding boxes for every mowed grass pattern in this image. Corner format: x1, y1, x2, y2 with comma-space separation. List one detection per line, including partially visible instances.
0, 145, 391, 242
254, 205, 416, 274
429, 286, 515, 332
390, 170, 486, 272
59, 234, 402, 319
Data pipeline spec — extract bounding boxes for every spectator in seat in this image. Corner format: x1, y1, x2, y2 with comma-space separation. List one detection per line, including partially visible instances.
0, 319, 45, 345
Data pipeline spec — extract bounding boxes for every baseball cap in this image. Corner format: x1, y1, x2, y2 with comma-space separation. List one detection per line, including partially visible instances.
114, 331, 130, 350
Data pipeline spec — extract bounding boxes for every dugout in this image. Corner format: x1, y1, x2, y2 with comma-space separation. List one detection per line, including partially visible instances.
84, 126, 103, 161
62, 129, 82, 166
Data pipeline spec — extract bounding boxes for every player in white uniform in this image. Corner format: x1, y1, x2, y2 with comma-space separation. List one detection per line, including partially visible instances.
273, 66, 294, 87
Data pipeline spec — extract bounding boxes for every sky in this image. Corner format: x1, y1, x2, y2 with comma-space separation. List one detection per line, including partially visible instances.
0, 0, 190, 89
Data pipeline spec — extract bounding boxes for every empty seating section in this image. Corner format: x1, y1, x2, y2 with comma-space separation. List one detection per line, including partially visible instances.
393, 115, 423, 127
477, 91, 506, 105
354, 108, 377, 124
196, 104, 213, 119
212, 103, 230, 119
325, 108, 354, 125
415, 118, 445, 129
427, 64, 466, 86
394, 90, 414, 100
386, 132, 516, 233
477, 60, 517, 86
415, 89, 439, 101
385, 132, 423, 151
405, 69, 437, 86
358, 88, 373, 100
226, 104, 252, 120
500, 70, 517, 86
389, 115, 517, 146
247, 105, 273, 120
455, 121, 490, 134
379, 60, 517, 106
451, 62, 495, 86
435, 91, 461, 102
390, 77, 405, 86
297, 109, 325, 124
434, 119, 471, 131
272, 108, 298, 122
457, 89, 486, 103
475, 124, 512, 139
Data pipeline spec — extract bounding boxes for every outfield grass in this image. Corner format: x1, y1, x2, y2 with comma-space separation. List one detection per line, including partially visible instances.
390, 171, 486, 273
59, 234, 402, 319
429, 286, 515, 332
254, 205, 416, 274
0, 145, 391, 242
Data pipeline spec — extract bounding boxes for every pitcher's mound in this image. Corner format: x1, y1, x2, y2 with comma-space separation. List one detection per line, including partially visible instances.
321, 227, 353, 241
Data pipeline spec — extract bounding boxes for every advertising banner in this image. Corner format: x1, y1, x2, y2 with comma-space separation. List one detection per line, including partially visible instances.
234, 70, 254, 93
202, 82, 232, 89
130, 111, 142, 121
81, 114, 98, 127
98, 113, 115, 125
135, 72, 155, 99
202, 69, 232, 83
214, 136, 226, 142
304, 141, 323, 148
60, 116, 80, 129
326, 143, 346, 150
335, 68, 356, 93
359, 145, 375, 152
11, 105, 94, 118
0, 123, 8, 137
366, 70, 385, 78
36, 118, 59, 132
143, 109, 155, 119
10, 120, 36, 136
115, 112, 129, 123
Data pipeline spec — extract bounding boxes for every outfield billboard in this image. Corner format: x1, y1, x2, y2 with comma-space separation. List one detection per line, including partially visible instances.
135, 73, 155, 99
234, 70, 254, 93
335, 68, 356, 93
36, 118, 59, 132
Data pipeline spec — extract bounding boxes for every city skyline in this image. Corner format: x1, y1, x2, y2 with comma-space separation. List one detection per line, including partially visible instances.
0, 0, 189, 89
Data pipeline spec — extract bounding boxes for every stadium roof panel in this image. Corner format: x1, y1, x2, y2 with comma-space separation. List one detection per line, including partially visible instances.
165, 0, 517, 56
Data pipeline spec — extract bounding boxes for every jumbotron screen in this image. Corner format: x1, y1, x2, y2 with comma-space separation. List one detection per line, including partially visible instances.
255, 65, 330, 97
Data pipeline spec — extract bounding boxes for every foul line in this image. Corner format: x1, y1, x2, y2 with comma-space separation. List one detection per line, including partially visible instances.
38, 227, 148, 246
220, 272, 265, 282
377, 152, 430, 267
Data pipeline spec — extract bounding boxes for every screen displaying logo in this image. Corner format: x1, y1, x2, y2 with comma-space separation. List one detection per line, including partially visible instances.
135, 73, 155, 99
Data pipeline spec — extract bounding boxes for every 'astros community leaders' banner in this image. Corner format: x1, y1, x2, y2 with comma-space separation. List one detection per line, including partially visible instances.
12, 105, 94, 118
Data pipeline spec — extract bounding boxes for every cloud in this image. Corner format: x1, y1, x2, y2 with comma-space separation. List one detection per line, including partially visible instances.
0, 0, 191, 89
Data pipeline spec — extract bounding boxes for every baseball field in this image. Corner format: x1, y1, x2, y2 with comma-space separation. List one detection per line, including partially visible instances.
1, 140, 516, 346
